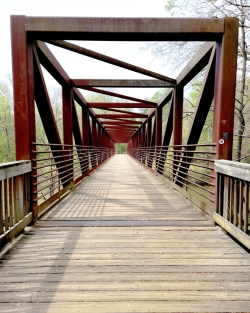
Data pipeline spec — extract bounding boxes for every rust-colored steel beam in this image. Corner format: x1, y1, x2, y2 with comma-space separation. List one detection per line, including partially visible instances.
155, 107, 162, 146
105, 126, 137, 130
72, 79, 174, 88
35, 41, 111, 139
91, 117, 97, 147
186, 46, 216, 146
213, 18, 238, 160
102, 118, 145, 123
96, 113, 147, 119
62, 88, 73, 146
173, 86, 183, 146
89, 102, 156, 108
25, 17, 224, 41
47, 40, 176, 84
146, 118, 152, 147
98, 107, 146, 116
102, 121, 142, 125
162, 94, 174, 147
85, 88, 156, 106
33, 45, 62, 146
11, 16, 36, 160
72, 100, 83, 146
82, 105, 89, 146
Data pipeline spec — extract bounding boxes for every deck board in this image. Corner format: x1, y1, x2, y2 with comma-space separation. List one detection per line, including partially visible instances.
0, 155, 250, 312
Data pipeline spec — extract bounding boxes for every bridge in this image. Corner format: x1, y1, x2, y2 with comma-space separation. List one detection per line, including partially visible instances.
0, 16, 250, 312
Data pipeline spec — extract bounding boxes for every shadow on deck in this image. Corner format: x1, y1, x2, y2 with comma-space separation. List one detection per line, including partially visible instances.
1, 155, 250, 312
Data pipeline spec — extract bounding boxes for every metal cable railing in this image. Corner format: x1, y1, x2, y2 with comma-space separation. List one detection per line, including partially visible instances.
31, 143, 114, 214
127, 144, 216, 205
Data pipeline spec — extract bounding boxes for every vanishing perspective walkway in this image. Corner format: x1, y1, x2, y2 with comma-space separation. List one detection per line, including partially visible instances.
1, 155, 250, 312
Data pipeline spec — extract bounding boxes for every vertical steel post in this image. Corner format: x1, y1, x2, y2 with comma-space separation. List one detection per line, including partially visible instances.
92, 118, 97, 147
62, 88, 73, 180
63, 88, 73, 145
11, 16, 36, 160
82, 105, 89, 146
146, 118, 152, 147
82, 105, 89, 173
11, 16, 36, 219
173, 86, 183, 146
98, 124, 102, 147
213, 18, 238, 160
156, 107, 162, 147
173, 86, 183, 180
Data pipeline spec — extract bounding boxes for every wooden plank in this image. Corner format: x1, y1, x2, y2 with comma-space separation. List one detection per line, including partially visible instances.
215, 159, 250, 181
0, 212, 32, 250
213, 212, 250, 250
1, 301, 250, 313
0, 161, 31, 180
1, 281, 250, 292
2, 290, 250, 302
1, 155, 250, 312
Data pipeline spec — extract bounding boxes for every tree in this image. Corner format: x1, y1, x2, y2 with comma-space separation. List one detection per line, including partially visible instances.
0, 79, 15, 162
142, 0, 250, 161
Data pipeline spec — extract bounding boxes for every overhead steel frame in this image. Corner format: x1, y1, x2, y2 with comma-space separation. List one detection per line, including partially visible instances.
127, 18, 238, 162
11, 17, 238, 189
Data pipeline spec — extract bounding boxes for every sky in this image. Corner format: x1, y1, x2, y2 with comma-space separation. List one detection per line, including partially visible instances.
0, 0, 175, 100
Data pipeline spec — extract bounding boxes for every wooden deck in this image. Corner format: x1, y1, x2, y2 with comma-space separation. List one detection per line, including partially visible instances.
1, 155, 250, 312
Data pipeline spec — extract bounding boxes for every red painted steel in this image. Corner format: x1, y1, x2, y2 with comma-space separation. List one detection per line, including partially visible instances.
63, 88, 73, 146
173, 86, 183, 146
155, 107, 162, 147
11, 16, 36, 160
47, 40, 176, 83
25, 17, 224, 41
213, 18, 238, 160
10, 15, 239, 218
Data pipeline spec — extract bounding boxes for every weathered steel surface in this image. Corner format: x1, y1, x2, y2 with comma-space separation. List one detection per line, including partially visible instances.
25, 16, 225, 41
47, 40, 176, 83
213, 18, 238, 160
11, 16, 35, 160
102, 121, 142, 125
72, 79, 175, 88
96, 113, 147, 119
89, 102, 156, 108
173, 86, 183, 146
62, 88, 73, 146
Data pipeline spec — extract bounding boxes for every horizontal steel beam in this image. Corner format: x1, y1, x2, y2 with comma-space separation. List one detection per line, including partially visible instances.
102, 121, 142, 125
96, 114, 147, 119
99, 107, 146, 116
47, 40, 176, 84
83, 87, 156, 106
24, 17, 225, 41
89, 102, 156, 108
72, 79, 174, 88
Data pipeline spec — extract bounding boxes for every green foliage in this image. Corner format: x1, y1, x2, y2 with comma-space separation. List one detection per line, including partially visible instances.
165, 0, 176, 14
0, 82, 15, 162
116, 143, 126, 154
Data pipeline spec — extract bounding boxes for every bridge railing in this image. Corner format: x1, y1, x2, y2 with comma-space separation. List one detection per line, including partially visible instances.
0, 160, 31, 250
31, 143, 114, 219
128, 144, 216, 217
214, 160, 250, 249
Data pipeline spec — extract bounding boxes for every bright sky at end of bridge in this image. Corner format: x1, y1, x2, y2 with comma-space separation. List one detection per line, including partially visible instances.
0, 0, 174, 100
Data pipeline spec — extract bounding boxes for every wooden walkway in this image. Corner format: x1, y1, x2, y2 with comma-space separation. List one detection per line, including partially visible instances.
1, 155, 250, 312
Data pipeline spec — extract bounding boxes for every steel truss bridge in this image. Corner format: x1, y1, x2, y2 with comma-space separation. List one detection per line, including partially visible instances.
0, 16, 250, 312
